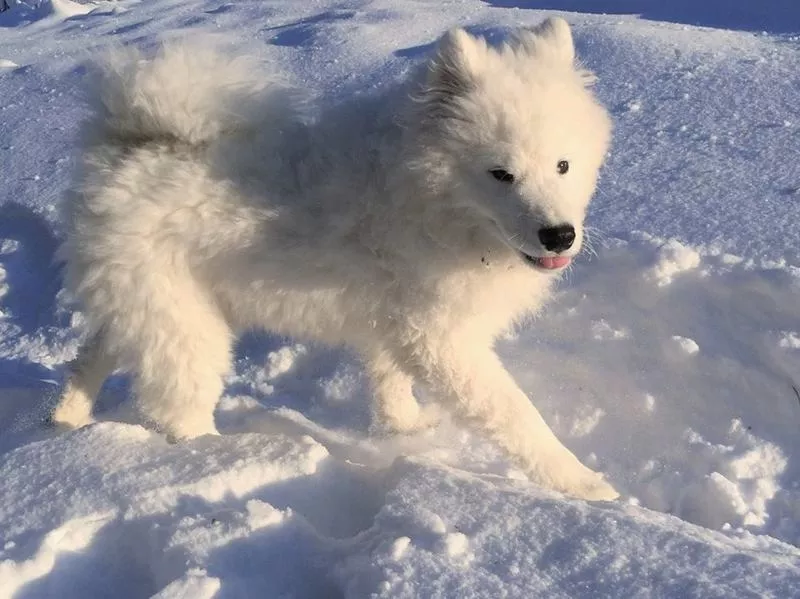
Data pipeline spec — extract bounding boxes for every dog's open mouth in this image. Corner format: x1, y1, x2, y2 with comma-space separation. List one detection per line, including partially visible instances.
520, 252, 572, 270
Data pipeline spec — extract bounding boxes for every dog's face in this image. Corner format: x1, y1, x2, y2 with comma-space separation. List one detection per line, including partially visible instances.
416, 18, 611, 272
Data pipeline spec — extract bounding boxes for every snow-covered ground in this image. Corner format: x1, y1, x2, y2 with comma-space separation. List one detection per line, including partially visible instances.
1, 0, 799, 596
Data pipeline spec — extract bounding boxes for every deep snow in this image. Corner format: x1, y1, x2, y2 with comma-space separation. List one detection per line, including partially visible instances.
1, 0, 799, 597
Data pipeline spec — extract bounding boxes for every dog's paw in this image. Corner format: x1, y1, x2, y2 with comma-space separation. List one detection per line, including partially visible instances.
159, 417, 219, 443
51, 389, 96, 431
563, 472, 619, 502
164, 427, 220, 444
410, 403, 442, 432
50, 409, 96, 431
371, 403, 442, 436
535, 457, 619, 502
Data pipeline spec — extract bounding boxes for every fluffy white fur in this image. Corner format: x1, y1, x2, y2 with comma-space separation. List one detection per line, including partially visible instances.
54, 18, 617, 500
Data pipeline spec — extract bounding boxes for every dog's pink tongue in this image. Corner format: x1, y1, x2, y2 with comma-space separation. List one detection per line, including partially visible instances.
538, 256, 571, 270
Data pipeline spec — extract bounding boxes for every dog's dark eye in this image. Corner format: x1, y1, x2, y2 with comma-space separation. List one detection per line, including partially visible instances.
489, 168, 514, 183
557, 160, 569, 175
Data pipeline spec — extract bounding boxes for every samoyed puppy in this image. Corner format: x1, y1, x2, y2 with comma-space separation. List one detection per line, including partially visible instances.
54, 17, 617, 500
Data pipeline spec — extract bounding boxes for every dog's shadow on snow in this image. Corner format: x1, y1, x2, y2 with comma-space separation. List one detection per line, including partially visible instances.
0, 202, 69, 442
219, 331, 372, 435
0, 202, 63, 332
90, 331, 373, 436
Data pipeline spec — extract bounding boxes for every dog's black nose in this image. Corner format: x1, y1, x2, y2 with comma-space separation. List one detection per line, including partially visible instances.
538, 225, 576, 253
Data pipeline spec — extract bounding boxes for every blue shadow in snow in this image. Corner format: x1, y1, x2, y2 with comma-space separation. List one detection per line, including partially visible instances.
205, 3, 235, 15
482, 0, 800, 34
0, 202, 67, 438
228, 331, 371, 433
0, 202, 63, 331
0, 2, 36, 27
395, 25, 514, 59
263, 10, 356, 48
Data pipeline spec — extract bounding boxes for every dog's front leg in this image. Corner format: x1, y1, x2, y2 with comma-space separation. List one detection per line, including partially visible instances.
414, 341, 618, 501
365, 350, 440, 434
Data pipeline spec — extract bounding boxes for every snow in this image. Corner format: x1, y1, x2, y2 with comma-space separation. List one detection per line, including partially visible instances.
336, 459, 800, 599
150, 571, 221, 599
647, 239, 702, 286
671, 335, 699, 355
0, 0, 799, 596
42, 0, 96, 20
0, 0, 94, 27
780, 331, 800, 350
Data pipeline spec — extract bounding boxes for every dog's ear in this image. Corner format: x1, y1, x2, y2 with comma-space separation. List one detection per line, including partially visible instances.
419, 28, 484, 115
514, 17, 575, 66
534, 17, 575, 64
513, 18, 598, 86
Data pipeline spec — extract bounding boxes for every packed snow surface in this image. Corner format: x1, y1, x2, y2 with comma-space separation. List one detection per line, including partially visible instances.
1, 0, 799, 597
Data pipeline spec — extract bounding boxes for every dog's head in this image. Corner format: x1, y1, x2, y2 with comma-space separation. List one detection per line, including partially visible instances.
413, 18, 611, 272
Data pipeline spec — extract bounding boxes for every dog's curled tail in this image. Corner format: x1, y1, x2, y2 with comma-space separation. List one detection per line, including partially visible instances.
84, 41, 301, 147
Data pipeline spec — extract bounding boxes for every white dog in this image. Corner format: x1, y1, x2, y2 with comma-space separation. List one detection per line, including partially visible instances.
54, 17, 617, 500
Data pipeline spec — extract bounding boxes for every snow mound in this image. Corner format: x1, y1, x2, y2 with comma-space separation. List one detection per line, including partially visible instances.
150, 570, 221, 599
42, 0, 94, 19
0, 423, 343, 596
648, 238, 702, 286
0, 0, 94, 26
1, 426, 797, 598
0, 512, 113, 597
337, 459, 800, 599
779, 332, 800, 350
636, 420, 788, 530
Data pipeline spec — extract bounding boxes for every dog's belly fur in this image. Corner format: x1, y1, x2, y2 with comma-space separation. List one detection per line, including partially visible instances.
213, 254, 551, 347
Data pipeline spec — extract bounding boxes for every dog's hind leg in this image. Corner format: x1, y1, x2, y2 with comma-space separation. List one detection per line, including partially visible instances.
116, 267, 234, 441
52, 332, 115, 429
72, 259, 233, 441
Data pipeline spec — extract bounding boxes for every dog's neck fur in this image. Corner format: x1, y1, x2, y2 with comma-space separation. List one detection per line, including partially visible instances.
253, 78, 515, 274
